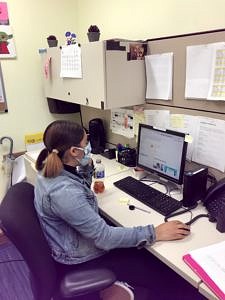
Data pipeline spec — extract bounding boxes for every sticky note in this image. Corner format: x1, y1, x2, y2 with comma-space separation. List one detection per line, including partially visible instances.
119, 198, 129, 204
25, 132, 43, 145
185, 135, 193, 143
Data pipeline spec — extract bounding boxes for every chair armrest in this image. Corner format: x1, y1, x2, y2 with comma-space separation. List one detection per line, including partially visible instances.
60, 268, 116, 298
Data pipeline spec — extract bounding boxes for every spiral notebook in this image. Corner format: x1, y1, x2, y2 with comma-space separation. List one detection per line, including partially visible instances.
183, 241, 225, 300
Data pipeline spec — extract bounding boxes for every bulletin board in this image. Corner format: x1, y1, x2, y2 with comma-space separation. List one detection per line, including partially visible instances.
146, 28, 225, 114
0, 63, 7, 112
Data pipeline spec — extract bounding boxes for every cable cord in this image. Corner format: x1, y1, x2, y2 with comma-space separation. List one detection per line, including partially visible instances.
164, 206, 210, 226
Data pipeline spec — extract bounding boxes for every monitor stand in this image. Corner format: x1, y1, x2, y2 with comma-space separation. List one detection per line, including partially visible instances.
144, 172, 181, 194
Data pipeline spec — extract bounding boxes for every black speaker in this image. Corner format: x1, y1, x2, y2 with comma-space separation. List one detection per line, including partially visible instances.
182, 167, 208, 208
89, 118, 105, 154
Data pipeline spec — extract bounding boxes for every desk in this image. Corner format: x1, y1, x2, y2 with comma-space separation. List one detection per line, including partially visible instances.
199, 284, 219, 300
97, 171, 225, 292
24, 151, 224, 299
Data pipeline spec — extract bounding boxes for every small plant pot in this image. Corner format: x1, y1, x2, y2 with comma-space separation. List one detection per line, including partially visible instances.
87, 32, 100, 42
47, 39, 58, 47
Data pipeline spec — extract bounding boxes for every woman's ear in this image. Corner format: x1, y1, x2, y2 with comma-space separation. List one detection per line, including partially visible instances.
70, 146, 79, 157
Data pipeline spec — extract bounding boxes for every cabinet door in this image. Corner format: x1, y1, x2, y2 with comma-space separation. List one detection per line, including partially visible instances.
42, 48, 73, 103
79, 42, 106, 108
105, 49, 145, 109
42, 44, 106, 109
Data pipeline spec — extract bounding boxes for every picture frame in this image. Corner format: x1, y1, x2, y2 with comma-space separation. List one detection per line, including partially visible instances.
0, 62, 7, 112
0, 25, 16, 58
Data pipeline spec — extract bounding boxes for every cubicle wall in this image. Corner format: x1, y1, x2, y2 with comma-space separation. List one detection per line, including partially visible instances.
81, 29, 225, 180
146, 28, 225, 115
143, 29, 225, 179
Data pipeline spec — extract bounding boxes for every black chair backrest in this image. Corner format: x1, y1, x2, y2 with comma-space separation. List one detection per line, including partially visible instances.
0, 182, 57, 300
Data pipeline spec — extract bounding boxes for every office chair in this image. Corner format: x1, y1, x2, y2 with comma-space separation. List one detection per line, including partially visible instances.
0, 182, 116, 300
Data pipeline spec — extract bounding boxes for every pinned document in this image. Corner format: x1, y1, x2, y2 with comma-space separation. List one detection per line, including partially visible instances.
24, 132, 44, 152
145, 52, 173, 100
60, 44, 82, 78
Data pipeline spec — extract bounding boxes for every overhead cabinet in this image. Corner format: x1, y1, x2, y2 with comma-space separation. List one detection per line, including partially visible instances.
42, 40, 146, 109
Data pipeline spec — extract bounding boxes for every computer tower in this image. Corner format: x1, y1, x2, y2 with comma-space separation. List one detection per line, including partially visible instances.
89, 118, 105, 154
182, 167, 208, 208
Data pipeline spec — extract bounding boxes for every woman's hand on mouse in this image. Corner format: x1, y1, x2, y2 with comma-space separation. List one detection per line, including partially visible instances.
155, 220, 190, 241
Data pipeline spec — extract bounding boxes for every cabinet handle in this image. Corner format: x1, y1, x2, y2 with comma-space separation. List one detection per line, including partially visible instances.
86, 97, 89, 105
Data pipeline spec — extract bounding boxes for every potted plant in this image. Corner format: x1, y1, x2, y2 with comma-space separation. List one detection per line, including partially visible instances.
87, 25, 100, 42
47, 35, 58, 47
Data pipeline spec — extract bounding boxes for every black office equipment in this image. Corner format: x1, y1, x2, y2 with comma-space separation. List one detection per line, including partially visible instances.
137, 124, 187, 187
113, 176, 182, 216
182, 167, 208, 208
202, 177, 225, 232
89, 118, 105, 154
0, 182, 116, 300
117, 148, 136, 167
101, 148, 116, 159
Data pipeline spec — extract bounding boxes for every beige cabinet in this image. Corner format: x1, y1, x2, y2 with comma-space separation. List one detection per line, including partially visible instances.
41, 40, 146, 109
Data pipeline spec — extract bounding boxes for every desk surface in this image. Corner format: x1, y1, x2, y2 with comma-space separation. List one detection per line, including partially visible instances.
97, 169, 225, 292
199, 283, 219, 300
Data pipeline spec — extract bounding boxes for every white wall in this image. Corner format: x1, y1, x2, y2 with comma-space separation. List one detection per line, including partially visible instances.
0, 0, 79, 154
1, 0, 225, 154
76, 0, 225, 42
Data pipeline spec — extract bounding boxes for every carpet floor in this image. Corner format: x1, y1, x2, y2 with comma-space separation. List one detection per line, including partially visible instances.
0, 240, 33, 300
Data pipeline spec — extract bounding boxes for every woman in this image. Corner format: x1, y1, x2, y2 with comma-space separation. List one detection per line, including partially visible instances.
34, 120, 194, 300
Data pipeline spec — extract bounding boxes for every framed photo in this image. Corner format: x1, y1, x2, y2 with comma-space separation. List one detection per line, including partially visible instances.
0, 25, 16, 58
128, 43, 147, 60
0, 62, 7, 112
129, 43, 147, 61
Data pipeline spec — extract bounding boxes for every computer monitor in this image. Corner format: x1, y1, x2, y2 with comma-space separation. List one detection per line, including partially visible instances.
137, 124, 187, 186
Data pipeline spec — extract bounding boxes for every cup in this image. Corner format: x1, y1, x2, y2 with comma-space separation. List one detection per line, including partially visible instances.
93, 180, 105, 193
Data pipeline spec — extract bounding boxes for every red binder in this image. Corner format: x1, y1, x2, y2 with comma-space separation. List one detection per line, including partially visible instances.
183, 253, 225, 300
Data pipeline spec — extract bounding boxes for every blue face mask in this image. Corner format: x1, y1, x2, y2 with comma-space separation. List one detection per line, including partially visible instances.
75, 142, 92, 166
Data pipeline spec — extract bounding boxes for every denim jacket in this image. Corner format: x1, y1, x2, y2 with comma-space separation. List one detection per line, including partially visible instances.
34, 166, 156, 265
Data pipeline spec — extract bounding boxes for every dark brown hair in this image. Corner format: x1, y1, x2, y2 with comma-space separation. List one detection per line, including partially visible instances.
36, 120, 84, 178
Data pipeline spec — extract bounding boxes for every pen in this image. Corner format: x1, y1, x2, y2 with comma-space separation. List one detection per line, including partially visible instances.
128, 204, 151, 214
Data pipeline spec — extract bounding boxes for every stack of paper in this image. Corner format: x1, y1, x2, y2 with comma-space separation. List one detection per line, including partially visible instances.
183, 241, 225, 299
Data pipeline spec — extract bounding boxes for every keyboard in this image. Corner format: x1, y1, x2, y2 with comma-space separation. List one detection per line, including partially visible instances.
113, 176, 182, 216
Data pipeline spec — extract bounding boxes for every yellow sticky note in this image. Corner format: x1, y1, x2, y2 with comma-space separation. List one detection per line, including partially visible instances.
119, 198, 129, 204
170, 115, 184, 128
25, 132, 43, 145
185, 135, 193, 143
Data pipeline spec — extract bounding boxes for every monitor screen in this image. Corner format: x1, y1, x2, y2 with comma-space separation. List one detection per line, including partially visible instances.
137, 124, 187, 185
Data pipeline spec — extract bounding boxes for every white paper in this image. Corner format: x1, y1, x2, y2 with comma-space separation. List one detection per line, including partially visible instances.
192, 117, 225, 172
133, 109, 145, 136
26, 142, 44, 152
144, 110, 170, 129
145, 53, 173, 100
12, 155, 26, 185
60, 44, 82, 78
111, 109, 134, 138
168, 114, 198, 161
185, 43, 217, 99
207, 43, 225, 101
188, 241, 225, 294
